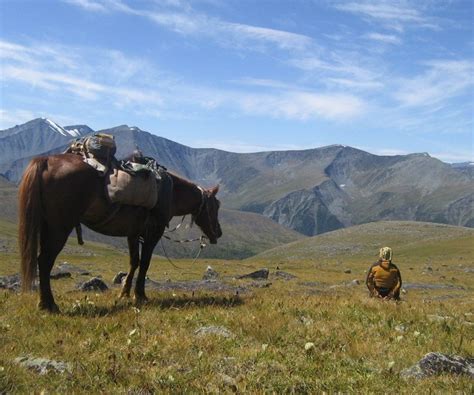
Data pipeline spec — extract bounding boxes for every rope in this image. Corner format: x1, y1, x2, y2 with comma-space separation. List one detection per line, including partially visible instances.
159, 235, 208, 269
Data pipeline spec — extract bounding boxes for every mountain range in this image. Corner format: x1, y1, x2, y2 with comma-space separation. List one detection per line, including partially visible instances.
0, 118, 472, 242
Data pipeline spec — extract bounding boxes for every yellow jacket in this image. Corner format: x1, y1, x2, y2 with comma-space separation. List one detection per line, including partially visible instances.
366, 260, 402, 296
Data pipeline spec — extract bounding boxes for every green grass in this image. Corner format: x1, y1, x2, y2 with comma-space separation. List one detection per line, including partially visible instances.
1, 221, 473, 393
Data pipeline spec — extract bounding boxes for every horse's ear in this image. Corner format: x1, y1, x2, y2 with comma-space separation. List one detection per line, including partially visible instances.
210, 185, 219, 196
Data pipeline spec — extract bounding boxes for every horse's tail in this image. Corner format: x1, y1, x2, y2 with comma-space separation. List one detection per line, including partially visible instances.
19, 157, 47, 292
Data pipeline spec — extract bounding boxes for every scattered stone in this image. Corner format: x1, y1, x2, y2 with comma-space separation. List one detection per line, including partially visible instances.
236, 268, 269, 280
112, 271, 127, 284
395, 324, 407, 333
351, 279, 360, 285
0, 273, 22, 291
403, 283, 464, 290
78, 277, 108, 292
273, 271, 297, 280
57, 262, 90, 276
14, 356, 72, 375
401, 352, 474, 379
50, 270, 72, 280
463, 268, 474, 274
425, 266, 433, 272
299, 316, 314, 326
203, 266, 219, 280
194, 326, 234, 338
218, 373, 238, 392
344, 269, 352, 274
304, 342, 315, 352
247, 281, 272, 288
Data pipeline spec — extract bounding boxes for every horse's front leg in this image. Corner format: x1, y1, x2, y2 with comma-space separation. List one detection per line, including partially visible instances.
120, 236, 140, 298
134, 231, 162, 304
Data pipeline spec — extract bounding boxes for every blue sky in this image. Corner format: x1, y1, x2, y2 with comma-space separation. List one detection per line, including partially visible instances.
0, 0, 473, 162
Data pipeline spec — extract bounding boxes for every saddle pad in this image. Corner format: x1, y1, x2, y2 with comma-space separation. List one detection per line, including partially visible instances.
106, 168, 158, 209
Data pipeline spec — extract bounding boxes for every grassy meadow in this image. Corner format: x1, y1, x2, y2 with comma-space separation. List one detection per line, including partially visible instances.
0, 220, 473, 393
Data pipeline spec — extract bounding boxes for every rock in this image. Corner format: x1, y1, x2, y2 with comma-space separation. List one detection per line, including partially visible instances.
351, 279, 360, 285
299, 316, 314, 326
14, 355, 72, 375
344, 269, 351, 274
112, 271, 127, 284
78, 277, 108, 292
0, 273, 22, 291
401, 352, 474, 379
274, 271, 297, 280
403, 283, 464, 290
395, 324, 407, 333
194, 326, 234, 338
50, 270, 72, 280
203, 266, 219, 280
218, 373, 238, 392
237, 268, 269, 280
248, 281, 272, 288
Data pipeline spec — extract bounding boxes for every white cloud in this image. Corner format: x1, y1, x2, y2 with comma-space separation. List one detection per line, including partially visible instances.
63, 0, 107, 12
237, 92, 366, 120
365, 32, 401, 45
334, 1, 439, 31
394, 60, 474, 107
63, 0, 313, 52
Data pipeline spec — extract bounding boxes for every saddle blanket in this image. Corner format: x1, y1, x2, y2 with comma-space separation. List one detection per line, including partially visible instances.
106, 168, 159, 209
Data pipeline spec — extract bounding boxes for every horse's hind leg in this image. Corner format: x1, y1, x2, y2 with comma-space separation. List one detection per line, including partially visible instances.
120, 236, 140, 298
37, 224, 71, 312
134, 235, 160, 304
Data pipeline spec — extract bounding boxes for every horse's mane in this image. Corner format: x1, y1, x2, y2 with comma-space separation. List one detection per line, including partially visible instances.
167, 171, 199, 190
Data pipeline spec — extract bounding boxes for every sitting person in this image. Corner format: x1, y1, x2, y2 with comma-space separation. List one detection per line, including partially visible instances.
366, 247, 402, 300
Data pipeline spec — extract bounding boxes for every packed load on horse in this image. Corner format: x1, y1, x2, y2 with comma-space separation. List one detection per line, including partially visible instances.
18, 134, 222, 312
66, 134, 167, 209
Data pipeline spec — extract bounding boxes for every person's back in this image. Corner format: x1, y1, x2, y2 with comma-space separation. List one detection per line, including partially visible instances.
366, 247, 402, 300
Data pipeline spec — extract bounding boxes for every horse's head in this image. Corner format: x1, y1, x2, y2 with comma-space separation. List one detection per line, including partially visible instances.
193, 185, 222, 244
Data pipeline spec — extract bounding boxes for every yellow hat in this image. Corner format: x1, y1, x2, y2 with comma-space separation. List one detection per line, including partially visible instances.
379, 247, 392, 261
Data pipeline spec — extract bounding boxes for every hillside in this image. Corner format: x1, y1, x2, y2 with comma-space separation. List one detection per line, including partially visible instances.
253, 221, 474, 264
1, 119, 473, 237
1, 218, 473, 393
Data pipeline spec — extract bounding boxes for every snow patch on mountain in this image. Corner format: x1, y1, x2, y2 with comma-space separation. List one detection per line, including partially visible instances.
44, 118, 80, 137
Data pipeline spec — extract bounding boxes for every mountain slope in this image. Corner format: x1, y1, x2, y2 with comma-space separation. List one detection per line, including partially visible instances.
251, 221, 474, 263
1, 119, 473, 236
0, 118, 90, 177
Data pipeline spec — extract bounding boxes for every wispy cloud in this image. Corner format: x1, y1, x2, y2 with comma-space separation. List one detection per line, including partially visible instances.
394, 60, 474, 107
1, 38, 366, 123
63, 0, 312, 52
63, 0, 107, 13
334, 1, 439, 32
365, 32, 401, 45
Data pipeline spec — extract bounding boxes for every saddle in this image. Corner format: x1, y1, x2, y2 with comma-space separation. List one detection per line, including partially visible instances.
66, 134, 167, 210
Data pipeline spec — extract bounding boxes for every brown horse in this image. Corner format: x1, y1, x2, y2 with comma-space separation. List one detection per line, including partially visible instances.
18, 153, 222, 312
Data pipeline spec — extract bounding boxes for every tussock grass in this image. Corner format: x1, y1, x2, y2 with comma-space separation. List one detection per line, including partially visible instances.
1, 222, 473, 392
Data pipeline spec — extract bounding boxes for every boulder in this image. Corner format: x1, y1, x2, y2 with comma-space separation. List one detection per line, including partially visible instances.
203, 266, 219, 280
194, 326, 234, 338
14, 355, 72, 375
112, 271, 127, 284
78, 277, 108, 292
0, 273, 22, 291
401, 352, 474, 379
237, 268, 269, 280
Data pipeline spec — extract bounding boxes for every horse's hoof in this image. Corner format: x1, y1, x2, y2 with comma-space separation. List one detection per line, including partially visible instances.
134, 295, 149, 305
38, 301, 60, 314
